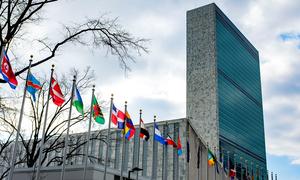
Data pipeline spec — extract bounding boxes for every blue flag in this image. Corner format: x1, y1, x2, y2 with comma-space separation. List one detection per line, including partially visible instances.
26, 73, 42, 101
154, 123, 166, 145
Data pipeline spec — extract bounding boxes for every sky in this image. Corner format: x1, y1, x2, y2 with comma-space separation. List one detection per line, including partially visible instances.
4, 0, 300, 179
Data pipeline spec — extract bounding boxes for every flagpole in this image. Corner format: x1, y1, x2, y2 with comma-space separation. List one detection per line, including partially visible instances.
151, 115, 157, 180
206, 143, 209, 180
240, 157, 243, 180
135, 109, 142, 180
214, 147, 216, 180
35, 64, 55, 180
220, 150, 223, 180
120, 101, 127, 180
251, 162, 253, 180
234, 154, 236, 180
83, 85, 95, 180
103, 94, 113, 180
162, 122, 168, 180
8, 57, 33, 180
0, 43, 5, 62
245, 160, 248, 179
197, 143, 200, 180
60, 75, 76, 180
227, 151, 230, 177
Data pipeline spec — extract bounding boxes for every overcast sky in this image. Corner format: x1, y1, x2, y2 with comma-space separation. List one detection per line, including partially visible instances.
5, 0, 300, 179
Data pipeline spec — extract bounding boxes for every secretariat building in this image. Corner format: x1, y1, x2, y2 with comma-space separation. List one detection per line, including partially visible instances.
187, 2, 267, 176
4, 3, 267, 180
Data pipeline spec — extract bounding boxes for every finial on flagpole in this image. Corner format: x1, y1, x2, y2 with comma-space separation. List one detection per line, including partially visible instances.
29, 55, 33, 63
140, 109, 142, 114
92, 84, 95, 90
51, 64, 55, 70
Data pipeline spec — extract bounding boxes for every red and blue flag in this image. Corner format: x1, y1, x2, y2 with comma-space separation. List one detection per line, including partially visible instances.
111, 103, 125, 129
0, 50, 18, 89
165, 135, 177, 148
26, 73, 42, 101
177, 135, 183, 156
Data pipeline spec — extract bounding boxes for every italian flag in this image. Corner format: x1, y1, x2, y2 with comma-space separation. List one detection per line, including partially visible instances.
73, 86, 84, 115
92, 95, 105, 124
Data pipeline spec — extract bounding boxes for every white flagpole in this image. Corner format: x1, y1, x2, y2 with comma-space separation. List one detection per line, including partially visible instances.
8, 56, 33, 180
120, 101, 127, 180
227, 151, 230, 176
103, 94, 113, 180
83, 85, 95, 180
136, 109, 142, 180
151, 115, 157, 179
207, 143, 209, 180
60, 75, 76, 180
35, 64, 55, 180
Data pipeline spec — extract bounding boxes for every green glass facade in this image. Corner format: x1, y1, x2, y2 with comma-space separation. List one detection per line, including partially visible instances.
215, 7, 267, 177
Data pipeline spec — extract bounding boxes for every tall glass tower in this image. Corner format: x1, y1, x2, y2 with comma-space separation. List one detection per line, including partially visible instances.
186, 3, 267, 177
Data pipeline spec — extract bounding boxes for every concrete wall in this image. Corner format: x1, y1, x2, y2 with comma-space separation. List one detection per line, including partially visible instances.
186, 3, 219, 151
8, 119, 235, 180
187, 121, 231, 180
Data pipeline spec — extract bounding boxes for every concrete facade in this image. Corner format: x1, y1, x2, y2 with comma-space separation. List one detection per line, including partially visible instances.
186, 3, 267, 178
186, 4, 219, 151
10, 119, 231, 180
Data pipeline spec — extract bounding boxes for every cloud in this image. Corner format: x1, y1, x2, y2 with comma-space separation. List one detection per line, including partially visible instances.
5, 0, 300, 178
234, 0, 300, 167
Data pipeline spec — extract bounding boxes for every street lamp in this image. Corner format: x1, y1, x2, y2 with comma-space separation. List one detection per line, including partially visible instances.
128, 167, 143, 179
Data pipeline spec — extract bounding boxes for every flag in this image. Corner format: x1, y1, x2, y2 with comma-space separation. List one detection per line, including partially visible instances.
177, 135, 183, 156
216, 161, 219, 174
187, 140, 190, 162
50, 77, 65, 106
26, 73, 42, 101
154, 123, 166, 145
124, 111, 135, 140
73, 86, 84, 115
92, 94, 105, 124
229, 169, 236, 180
0, 50, 18, 89
208, 149, 216, 166
139, 118, 149, 141
165, 135, 177, 148
197, 145, 200, 168
111, 103, 125, 129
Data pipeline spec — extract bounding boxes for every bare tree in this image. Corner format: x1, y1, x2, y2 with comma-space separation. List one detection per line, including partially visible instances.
0, 0, 148, 84
0, 68, 112, 179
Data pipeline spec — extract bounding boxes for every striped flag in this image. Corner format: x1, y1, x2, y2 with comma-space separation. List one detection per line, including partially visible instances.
0, 49, 18, 89
208, 149, 216, 166
165, 135, 177, 148
26, 73, 42, 101
177, 135, 183, 156
124, 111, 135, 140
154, 123, 166, 145
73, 86, 84, 115
139, 118, 150, 141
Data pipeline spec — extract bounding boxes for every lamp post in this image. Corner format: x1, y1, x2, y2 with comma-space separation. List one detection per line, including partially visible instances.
128, 167, 143, 179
